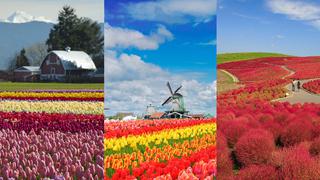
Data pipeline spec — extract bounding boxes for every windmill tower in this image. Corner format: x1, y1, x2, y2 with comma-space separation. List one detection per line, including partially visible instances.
162, 82, 188, 118
143, 104, 156, 119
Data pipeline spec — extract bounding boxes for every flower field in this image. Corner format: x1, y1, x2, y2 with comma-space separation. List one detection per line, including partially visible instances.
104, 119, 217, 179
303, 79, 320, 94
0, 89, 104, 179
218, 56, 320, 179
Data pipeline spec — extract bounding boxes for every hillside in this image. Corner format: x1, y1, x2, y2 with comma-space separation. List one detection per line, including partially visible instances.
0, 21, 53, 70
217, 52, 289, 64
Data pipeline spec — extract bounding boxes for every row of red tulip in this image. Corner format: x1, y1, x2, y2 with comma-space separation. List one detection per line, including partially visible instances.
107, 146, 216, 180
104, 118, 215, 138
0, 111, 103, 133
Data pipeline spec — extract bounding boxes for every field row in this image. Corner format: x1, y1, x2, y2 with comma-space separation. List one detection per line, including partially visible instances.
0, 89, 104, 179
0, 100, 103, 114
104, 119, 216, 179
0, 91, 103, 101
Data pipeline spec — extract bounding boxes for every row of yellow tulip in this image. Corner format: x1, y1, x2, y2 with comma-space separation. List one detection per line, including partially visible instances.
0, 100, 103, 114
105, 123, 216, 153
105, 133, 215, 170
0, 91, 103, 98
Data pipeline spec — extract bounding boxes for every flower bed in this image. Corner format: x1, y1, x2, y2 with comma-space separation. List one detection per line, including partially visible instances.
0, 112, 103, 133
218, 56, 320, 179
0, 89, 104, 179
0, 100, 103, 114
0, 91, 103, 101
104, 119, 216, 179
302, 79, 320, 94
0, 129, 103, 179
218, 100, 320, 179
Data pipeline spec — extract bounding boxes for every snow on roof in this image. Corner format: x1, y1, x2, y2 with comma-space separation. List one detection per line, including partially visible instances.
15, 66, 40, 72
51, 50, 96, 70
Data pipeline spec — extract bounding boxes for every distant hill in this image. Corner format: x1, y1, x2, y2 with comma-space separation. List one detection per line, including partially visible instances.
0, 21, 53, 70
217, 52, 290, 64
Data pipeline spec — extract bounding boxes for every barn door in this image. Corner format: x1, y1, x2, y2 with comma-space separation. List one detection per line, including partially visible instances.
50, 67, 56, 80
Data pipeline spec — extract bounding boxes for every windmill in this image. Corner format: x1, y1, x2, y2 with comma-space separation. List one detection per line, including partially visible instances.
162, 82, 188, 118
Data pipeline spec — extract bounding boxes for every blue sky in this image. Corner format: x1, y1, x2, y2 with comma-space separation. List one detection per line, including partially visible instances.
105, 0, 217, 116
218, 0, 320, 56
0, 0, 103, 22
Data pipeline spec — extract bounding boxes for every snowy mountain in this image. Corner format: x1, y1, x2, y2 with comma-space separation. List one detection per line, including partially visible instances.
1, 11, 53, 24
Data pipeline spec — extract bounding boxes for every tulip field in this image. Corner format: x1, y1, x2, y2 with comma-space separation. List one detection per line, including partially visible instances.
218, 55, 320, 179
0, 89, 104, 179
104, 119, 217, 179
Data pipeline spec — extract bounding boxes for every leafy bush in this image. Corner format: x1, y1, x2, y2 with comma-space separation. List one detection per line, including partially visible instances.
235, 129, 275, 166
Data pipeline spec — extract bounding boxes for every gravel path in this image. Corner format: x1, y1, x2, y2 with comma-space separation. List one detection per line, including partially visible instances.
276, 66, 320, 104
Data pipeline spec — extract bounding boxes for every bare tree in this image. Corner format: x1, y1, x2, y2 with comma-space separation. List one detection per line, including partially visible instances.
25, 42, 48, 66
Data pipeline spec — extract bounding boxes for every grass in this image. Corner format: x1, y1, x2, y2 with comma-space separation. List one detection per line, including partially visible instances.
0, 82, 103, 91
217, 52, 289, 64
217, 70, 242, 93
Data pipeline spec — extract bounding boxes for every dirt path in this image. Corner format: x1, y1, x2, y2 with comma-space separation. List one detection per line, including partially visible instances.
280, 65, 295, 79
275, 66, 320, 104
220, 69, 239, 83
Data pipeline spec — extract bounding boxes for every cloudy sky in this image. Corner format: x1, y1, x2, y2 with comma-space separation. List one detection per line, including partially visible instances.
105, 0, 217, 116
219, 0, 320, 56
0, 0, 104, 22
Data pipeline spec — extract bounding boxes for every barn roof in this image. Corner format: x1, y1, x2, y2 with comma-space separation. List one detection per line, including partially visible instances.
150, 112, 165, 119
14, 66, 40, 72
51, 51, 96, 70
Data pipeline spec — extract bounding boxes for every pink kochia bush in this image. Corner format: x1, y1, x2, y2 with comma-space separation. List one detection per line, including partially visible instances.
280, 145, 320, 179
303, 79, 320, 94
216, 133, 233, 180
237, 165, 279, 180
235, 129, 275, 166
218, 101, 320, 178
280, 119, 313, 147
0, 129, 104, 179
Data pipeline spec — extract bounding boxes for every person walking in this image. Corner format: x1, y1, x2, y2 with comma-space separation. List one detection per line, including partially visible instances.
292, 80, 295, 92
297, 80, 301, 91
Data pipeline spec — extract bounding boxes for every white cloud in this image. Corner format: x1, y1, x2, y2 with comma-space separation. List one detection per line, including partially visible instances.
105, 23, 173, 50
105, 51, 216, 116
125, 0, 217, 24
274, 34, 285, 39
267, 0, 320, 29
198, 39, 216, 46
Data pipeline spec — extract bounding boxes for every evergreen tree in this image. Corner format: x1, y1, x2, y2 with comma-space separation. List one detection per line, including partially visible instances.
46, 6, 103, 68
15, 49, 30, 68
46, 6, 79, 51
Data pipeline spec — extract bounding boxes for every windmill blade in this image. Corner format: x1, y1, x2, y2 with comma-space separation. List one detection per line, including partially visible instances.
167, 82, 173, 95
162, 96, 172, 106
174, 85, 182, 94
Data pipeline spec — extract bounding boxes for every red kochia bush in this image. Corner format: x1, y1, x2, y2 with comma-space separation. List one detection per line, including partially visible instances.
280, 119, 313, 147
217, 133, 233, 179
236, 165, 279, 180
309, 137, 320, 156
280, 146, 320, 179
222, 119, 249, 147
235, 129, 275, 167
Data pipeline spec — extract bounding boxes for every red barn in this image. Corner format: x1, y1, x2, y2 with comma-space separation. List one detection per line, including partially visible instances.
13, 66, 40, 82
40, 48, 96, 82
